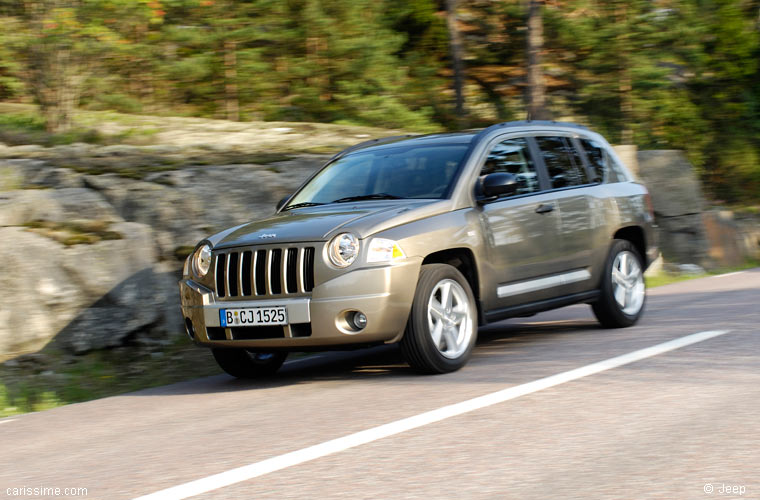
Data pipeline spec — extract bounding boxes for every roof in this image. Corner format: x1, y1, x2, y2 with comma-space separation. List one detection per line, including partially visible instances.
331, 121, 591, 160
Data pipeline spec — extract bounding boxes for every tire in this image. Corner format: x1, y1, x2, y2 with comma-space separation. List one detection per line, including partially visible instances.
400, 264, 478, 374
211, 349, 287, 379
592, 239, 646, 328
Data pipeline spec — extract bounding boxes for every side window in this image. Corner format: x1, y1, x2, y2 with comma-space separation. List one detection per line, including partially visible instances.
535, 136, 589, 189
480, 137, 540, 196
580, 138, 607, 183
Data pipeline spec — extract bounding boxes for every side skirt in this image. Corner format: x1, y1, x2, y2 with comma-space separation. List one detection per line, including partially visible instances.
483, 290, 600, 324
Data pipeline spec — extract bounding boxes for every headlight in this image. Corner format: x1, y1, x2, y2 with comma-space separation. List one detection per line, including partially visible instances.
367, 238, 406, 263
328, 233, 359, 268
192, 244, 212, 278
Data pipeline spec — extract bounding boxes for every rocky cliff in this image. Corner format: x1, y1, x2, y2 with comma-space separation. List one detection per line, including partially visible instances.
0, 142, 328, 357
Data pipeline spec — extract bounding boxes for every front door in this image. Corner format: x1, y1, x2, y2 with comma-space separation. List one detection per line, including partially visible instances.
477, 136, 563, 309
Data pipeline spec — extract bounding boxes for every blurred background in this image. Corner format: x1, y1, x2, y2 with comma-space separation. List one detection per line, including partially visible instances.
0, 0, 758, 414
0, 0, 759, 202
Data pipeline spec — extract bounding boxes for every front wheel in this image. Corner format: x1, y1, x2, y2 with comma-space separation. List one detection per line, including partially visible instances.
211, 349, 287, 378
592, 239, 646, 328
400, 264, 478, 374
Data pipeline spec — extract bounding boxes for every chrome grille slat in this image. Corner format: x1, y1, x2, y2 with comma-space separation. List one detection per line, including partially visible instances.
296, 247, 305, 293
251, 250, 258, 295
281, 249, 289, 294
265, 249, 273, 295
224, 251, 232, 297
214, 245, 316, 300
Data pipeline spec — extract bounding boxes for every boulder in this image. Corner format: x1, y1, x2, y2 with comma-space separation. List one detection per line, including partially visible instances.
0, 188, 120, 226
0, 148, 331, 358
637, 150, 710, 265
0, 222, 173, 355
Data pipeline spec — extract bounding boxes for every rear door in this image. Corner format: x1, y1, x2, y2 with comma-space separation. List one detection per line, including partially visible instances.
532, 135, 598, 294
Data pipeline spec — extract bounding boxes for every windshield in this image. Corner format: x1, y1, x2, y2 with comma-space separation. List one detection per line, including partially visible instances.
285, 144, 469, 209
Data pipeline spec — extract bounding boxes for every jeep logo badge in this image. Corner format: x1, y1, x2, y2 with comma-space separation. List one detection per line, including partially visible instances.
259, 233, 276, 239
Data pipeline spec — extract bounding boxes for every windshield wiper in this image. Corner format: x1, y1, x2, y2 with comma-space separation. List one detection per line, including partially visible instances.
282, 202, 325, 211
331, 193, 403, 203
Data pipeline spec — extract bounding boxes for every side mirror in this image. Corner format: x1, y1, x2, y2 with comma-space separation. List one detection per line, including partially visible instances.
276, 195, 291, 211
479, 173, 518, 202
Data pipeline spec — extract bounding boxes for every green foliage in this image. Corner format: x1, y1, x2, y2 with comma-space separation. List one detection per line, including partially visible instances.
0, 339, 222, 417
0, 111, 104, 145
0, 0, 757, 201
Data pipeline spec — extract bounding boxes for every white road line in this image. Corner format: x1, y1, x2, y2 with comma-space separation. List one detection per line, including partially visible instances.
711, 271, 746, 279
0, 419, 17, 425
134, 329, 731, 500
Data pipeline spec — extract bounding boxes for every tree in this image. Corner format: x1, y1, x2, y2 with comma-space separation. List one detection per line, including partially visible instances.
446, 0, 466, 121
13, 0, 161, 131
526, 0, 550, 120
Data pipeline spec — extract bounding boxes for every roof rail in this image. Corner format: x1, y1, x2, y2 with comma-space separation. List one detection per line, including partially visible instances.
474, 120, 589, 141
329, 134, 418, 161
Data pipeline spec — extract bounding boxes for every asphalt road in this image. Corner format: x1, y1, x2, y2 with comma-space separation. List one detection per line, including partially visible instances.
2, 270, 758, 500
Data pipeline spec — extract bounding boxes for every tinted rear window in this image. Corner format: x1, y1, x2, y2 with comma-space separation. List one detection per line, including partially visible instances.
535, 136, 589, 189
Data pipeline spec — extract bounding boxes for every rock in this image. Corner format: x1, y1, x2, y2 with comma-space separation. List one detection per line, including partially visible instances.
50, 143, 93, 157
7, 144, 46, 154
703, 210, 760, 267
0, 147, 332, 358
0, 159, 48, 186
637, 150, 710, 265
678, 263, 705, 275
643, 253, 664, 277
0, 163, 25, 191
0, 222, 171, 355
96, 144, 141, 157
638, 150, 706, 217
143, 145, 184, 155
0, 228, 85, 355
0, 187, 119, 226
28, 167, 85, 189
47, 188, 122, 223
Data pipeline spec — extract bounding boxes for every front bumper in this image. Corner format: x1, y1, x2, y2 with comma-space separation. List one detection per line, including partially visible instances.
179, 258, 421, 349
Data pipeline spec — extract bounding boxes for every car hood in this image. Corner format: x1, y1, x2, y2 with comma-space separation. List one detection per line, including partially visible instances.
211, 200, 449, 248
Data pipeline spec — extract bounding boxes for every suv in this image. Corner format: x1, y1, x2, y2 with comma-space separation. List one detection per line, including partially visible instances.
179, 121, 657, 376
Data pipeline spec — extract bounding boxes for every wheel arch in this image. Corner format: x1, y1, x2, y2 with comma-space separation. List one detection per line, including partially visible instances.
612, 226, 647, 267
421, 247, 484, 325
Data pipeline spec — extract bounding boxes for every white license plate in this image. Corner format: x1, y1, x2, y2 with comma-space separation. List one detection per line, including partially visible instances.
220, 307, 287, 327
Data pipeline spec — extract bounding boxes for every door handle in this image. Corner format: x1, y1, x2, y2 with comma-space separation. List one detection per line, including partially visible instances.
535, 203, 555, 214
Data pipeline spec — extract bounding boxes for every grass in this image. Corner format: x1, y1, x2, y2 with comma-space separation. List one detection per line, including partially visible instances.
0, 103, 404, 154
0, 110, 106, 146
23, 220, 123, 246
645, 259, 759, 288
0, 336, 221, 418
645, 273, 703, 288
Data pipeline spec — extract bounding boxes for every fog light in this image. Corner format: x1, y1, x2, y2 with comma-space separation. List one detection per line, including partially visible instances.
351, 311, 367, 330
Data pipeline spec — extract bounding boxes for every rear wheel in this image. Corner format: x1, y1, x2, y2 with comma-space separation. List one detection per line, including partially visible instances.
592, 239, 646, 328
211, 349, 287, 378
400, 264, 477, 374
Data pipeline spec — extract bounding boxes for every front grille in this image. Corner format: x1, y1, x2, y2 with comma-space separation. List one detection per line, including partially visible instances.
215, 245, 316, 299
